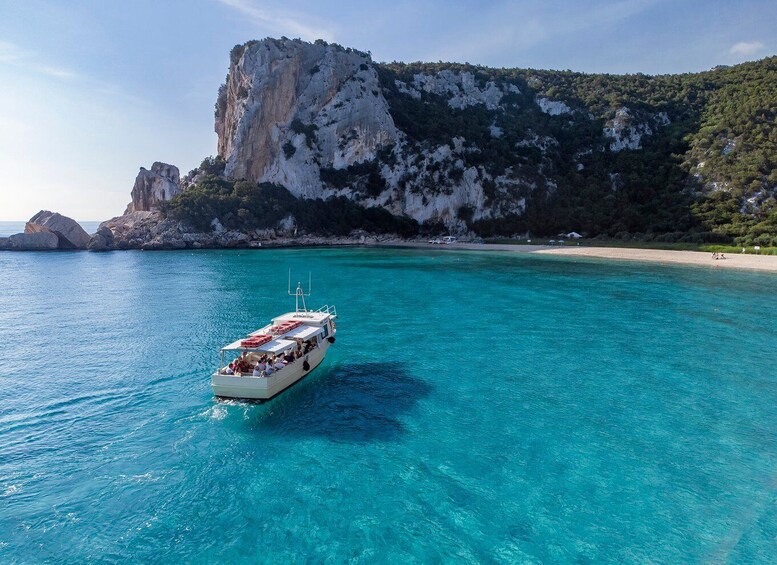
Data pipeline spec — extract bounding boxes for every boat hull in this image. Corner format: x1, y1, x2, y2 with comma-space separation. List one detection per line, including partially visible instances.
211, 340, 330, 400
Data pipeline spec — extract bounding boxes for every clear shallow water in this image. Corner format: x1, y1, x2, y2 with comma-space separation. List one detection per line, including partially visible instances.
0, 248, 775, 563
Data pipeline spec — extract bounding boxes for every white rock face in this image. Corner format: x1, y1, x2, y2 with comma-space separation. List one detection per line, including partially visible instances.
603, 107, 646, 151
127, 162, 181, 212
603, 107, 670, 152
536, 97, 572, 116
393, 70, 519, 110
216, 38, 398, 198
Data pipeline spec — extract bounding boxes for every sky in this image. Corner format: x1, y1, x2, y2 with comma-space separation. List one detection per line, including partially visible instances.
0, 0, 774, 221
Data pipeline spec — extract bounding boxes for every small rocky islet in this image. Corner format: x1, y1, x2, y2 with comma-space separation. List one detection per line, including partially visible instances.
4, 37, 775, 251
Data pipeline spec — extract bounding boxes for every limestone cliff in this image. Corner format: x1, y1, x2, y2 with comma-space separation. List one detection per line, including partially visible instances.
216, 39, 398, 198
209, 39, 776, 242
214, 38, 681, 233
215, 39, 533, 231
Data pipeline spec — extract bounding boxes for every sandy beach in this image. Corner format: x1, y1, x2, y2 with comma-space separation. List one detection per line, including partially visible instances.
380, 242, 777, 273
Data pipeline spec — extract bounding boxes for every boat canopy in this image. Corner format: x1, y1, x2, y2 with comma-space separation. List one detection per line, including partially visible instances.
222, 337, 297, 353
283, 325, 324, 340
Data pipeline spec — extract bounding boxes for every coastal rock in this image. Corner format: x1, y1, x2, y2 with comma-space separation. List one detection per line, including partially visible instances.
211, 218, 226, 233
536, 97, 573, 116
126, 162, 182, 213
87, 227, 114, 251
25, 210, 91, 249
216, 38, 399, 197
9, 231, 59, 250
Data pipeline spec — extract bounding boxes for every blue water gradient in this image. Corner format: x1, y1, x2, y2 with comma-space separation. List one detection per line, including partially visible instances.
0, 249, 775, 562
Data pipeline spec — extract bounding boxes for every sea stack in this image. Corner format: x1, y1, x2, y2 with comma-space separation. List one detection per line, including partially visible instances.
126, 162, 182, 213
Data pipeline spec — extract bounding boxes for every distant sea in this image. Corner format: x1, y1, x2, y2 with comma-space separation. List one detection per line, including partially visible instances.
1, 248, 775, 562
0, 220, 102, 237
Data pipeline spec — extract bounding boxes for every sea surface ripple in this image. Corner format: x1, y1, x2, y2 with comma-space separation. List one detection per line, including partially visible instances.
0, 248, 775, 563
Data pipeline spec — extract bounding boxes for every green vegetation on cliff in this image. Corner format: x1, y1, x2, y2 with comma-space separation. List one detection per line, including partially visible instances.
205, 47, 776, 243
163, 173, 418, 237
376, 56, 776, 243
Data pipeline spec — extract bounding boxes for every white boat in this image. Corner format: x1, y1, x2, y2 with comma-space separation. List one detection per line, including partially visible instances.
211, 281, 337, 400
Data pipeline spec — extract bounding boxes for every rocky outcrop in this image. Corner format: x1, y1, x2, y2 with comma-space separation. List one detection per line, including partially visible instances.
394, 70, 513, 110
25, 210, 91, 249
603, 107, 671, 152
87, 226, 114, 251
216, 38, 399, 198
92, 210, 396, 250
536, 97, 573, 116
8, 231, 59, 250
126, 162, 181, 213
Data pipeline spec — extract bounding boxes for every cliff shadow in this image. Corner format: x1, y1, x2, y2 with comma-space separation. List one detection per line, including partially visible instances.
242, 362, 432, 443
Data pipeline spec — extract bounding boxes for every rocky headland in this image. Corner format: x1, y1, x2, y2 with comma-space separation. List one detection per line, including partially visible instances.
4, 37, 774, 251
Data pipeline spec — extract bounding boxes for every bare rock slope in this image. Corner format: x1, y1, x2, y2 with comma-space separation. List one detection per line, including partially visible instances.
216, 39, 398, 197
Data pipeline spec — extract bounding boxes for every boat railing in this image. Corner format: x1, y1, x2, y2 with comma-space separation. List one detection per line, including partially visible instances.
315, 304, 337, 317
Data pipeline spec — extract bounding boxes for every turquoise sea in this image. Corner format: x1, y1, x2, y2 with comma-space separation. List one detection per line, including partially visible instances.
0, 248, 775, 563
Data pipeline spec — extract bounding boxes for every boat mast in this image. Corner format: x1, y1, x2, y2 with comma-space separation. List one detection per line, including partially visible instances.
288, 270, 311, 313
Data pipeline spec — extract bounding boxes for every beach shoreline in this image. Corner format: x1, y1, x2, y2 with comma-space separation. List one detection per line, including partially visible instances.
4, 234, 776, 272
377, 241, 777, 273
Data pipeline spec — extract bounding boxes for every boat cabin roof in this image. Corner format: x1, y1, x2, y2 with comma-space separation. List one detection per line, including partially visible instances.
283, 324, 324, 340
272, 311, 332, 326
222, 337, 297, 353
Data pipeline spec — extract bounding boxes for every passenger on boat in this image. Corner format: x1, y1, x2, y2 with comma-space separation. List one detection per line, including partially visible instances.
225, 362, 235, 375
274, 358, 286, 371
284, 350, 295, 364
265, 362, 274, 376
252, 364, 261, 376
235, 353, 251, 374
